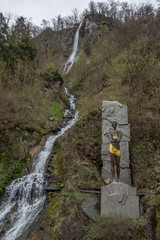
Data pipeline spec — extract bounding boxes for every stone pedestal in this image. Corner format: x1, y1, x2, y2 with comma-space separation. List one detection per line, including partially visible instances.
101, 101, 131, 185
101, 182, 139, 219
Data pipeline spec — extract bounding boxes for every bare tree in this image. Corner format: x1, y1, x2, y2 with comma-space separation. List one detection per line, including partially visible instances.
89, 1, 97, 15
71, 8, 79, 23
41, 19, 50, 29
97, 2, 108, 15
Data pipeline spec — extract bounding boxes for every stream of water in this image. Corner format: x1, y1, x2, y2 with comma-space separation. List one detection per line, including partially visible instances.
0, 88, 78, 240
0, 21, 82, 240
64, 21, 82, 74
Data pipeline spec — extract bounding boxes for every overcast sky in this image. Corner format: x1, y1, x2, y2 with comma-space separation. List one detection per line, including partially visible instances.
1, 0, 159, 26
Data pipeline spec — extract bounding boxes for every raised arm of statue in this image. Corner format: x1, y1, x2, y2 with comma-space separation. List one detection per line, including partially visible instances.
104, 128, 112, 142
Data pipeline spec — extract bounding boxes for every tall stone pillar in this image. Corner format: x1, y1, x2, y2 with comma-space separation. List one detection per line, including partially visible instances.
101, 101, 131, 185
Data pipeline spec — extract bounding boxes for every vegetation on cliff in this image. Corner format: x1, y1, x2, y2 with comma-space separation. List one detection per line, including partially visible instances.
1, 0, 160, 239
0, 15, 66, 192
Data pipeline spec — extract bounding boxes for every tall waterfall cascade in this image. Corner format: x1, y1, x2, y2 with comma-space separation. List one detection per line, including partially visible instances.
0, 22, 82, 240
64, 21, 82, 74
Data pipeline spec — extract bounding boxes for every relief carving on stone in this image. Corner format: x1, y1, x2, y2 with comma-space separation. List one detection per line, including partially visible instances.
101, 101, 131, 185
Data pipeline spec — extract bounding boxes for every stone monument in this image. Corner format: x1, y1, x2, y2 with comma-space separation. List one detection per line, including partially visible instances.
101, 101, 131, 185
101, 182, 139, 219
101, 101, 140, 219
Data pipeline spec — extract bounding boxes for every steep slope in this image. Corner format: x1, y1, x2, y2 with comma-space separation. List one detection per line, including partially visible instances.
30, 4, 160, 239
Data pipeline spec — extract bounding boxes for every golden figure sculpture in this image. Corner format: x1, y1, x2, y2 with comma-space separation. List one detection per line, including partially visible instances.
107, 121, 122, 182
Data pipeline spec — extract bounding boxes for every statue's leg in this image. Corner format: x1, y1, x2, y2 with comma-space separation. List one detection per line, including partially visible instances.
116, 156, 120, 181
110, 153, 115, 181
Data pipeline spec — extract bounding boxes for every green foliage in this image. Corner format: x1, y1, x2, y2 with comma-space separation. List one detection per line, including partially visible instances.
52, 102, 64, 119
113, 38, 156, 90
0, 172, 10, 185
14, 163, 22, 174
43, 63, 61, 81
45, 99, 64, 120
18, 29, 37, 61
0, 16, 37, 78
0, 147, 29, 187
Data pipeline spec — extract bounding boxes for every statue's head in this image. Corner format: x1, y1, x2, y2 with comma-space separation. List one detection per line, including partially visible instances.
112, 121, 117, 129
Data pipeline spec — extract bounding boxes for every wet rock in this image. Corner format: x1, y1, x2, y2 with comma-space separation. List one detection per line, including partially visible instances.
84, 19, 98, 35
49, 117, 55, 121
81, 196, 100, 221
51, 125, 59, 133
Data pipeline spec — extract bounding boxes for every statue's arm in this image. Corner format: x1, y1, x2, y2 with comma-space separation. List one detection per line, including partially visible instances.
108, 132, 112, 142
104, 128, 112, 142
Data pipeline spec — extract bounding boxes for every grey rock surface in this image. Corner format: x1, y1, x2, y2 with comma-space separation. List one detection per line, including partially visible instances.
101, 101, 131, 184
81, 196, 100, 221
85, 19, 99, 35
101, 182, 139, 219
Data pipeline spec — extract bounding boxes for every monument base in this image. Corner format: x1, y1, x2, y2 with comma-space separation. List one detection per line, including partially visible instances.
102, 167, 131, 185
101, 182, 139, 219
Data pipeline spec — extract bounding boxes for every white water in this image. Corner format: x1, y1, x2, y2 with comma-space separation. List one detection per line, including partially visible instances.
0, 88, 79, 240
64, 21, 82, 74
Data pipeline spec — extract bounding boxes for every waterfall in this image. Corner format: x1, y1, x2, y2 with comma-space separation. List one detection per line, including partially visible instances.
0, 89, 79, 240
64, 21, 82, 74
0, 19, 82, 240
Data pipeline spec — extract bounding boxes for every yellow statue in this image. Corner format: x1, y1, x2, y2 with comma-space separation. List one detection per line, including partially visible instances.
107, 121, 122, 182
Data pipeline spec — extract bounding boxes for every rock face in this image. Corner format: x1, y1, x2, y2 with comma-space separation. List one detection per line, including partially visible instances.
101, 101, 131, 185
84, 19, 99, 35
101, 182, 139, 219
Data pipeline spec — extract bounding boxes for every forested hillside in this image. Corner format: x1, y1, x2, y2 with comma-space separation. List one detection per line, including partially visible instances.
0, 15, 66, 193
65, 1, 160, 191
0, 1, 160, 239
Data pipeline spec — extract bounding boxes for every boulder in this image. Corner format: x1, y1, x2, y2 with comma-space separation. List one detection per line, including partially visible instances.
81, 196, 100, 221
